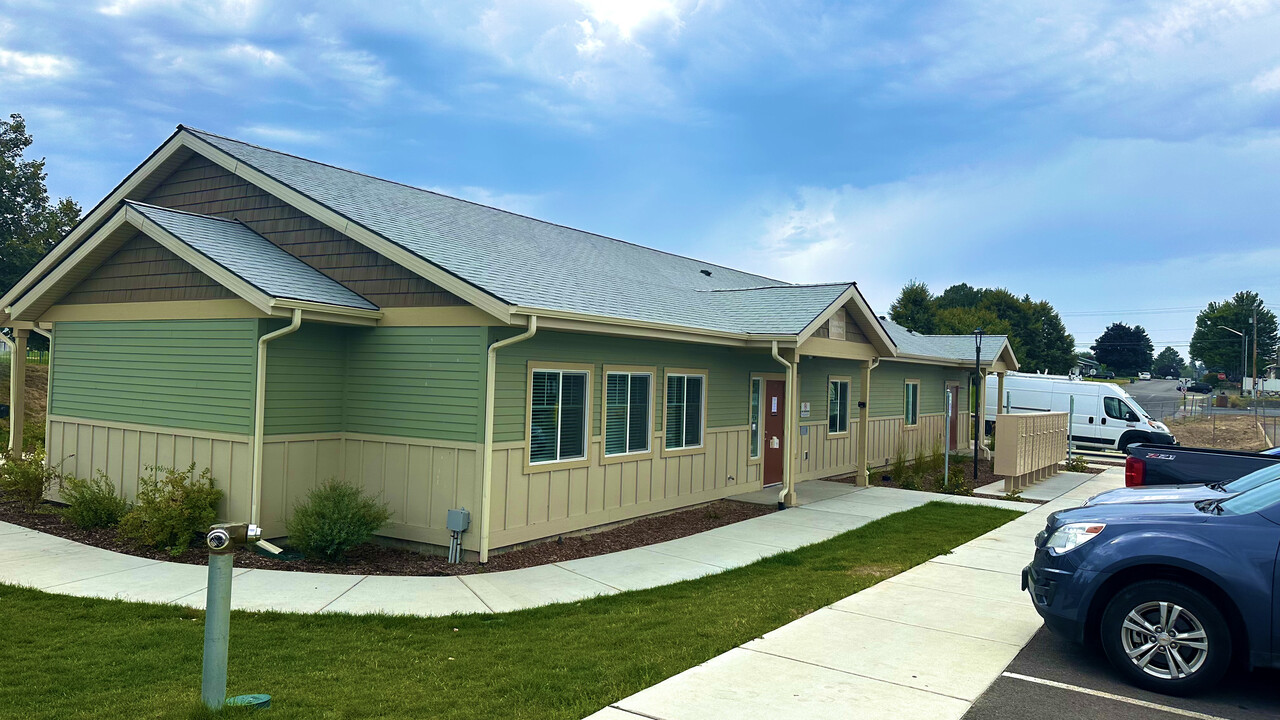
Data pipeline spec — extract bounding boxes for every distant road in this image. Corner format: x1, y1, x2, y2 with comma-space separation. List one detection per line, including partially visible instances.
1124, 379, 1186, 420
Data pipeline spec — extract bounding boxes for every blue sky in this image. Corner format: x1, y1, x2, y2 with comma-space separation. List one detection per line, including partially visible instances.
4, 0, 1280, 363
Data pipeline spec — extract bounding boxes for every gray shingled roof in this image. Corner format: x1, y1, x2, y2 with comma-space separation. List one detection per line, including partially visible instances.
185, 128, 847, 335
127, 201, 378, 311
880, 318, 1009, 364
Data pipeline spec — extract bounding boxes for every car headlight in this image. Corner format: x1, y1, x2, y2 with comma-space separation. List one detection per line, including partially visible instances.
1045, 522, 1106, 554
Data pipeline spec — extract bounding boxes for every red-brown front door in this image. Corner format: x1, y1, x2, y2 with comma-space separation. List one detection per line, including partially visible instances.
764, 380, 786, 487
947, 385, 960, 451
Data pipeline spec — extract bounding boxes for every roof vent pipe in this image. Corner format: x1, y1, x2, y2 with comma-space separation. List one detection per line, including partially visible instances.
700, 269, 712, 277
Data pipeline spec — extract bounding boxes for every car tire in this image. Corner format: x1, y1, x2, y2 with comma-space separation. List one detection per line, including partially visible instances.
1117, 433, 1148, 452
1100, 580, 1231, 696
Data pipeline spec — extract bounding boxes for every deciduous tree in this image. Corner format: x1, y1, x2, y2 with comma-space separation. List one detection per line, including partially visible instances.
1189, 291, 1278, 378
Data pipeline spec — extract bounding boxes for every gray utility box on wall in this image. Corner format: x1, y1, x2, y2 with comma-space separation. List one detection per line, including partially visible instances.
447, 508, 470, 533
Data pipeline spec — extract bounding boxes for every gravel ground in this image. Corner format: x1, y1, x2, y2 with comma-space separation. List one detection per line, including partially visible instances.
0, 493, 774, 576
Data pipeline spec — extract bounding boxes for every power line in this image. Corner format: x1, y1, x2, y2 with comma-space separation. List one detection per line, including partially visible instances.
1060, 306, 1203, 317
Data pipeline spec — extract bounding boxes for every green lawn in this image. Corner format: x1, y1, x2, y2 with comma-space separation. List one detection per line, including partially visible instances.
0, 502, 1020, 720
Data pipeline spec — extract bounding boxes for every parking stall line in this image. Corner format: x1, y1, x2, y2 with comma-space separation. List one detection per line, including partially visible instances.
1000, 672, 1233, 720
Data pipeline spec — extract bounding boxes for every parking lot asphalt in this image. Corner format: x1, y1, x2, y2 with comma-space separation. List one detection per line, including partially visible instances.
963, 628, 1280, 720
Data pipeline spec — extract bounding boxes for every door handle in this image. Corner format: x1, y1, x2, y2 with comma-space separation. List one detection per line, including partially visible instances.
1101, 418, 1107, 425
1088, 417, 1094, 424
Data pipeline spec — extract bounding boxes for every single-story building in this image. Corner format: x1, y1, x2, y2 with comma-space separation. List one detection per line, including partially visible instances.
0, 127, 1017, 560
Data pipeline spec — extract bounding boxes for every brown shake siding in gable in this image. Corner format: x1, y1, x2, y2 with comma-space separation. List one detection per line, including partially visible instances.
61, 233, 236, 304
137, 154, 466, 308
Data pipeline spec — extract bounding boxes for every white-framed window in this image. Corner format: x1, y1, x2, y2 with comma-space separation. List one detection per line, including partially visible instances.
904, 380, 920, 427
828, 378, 850, 435
749, 377, 763, 458
665, 372, 705, 450
529, 368, 589, 464
604, 371, 652, 456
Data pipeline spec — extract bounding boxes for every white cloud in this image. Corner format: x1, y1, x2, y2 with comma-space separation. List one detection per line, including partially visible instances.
1252, 65, 1280, 92
715, 133, 1280, 325
0, 47, 74, 79
425, 184, 546, 217
236, 124, 328, 145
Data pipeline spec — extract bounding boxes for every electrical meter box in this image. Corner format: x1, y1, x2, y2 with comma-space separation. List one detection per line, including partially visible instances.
447, 508, 471, 533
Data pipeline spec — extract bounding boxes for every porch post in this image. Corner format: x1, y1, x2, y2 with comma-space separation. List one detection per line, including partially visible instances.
996, 372, 1006, 414
8, 329, 28, 453
857, 359, 872, 486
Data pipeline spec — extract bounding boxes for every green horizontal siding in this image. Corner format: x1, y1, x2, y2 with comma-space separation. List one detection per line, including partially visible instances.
868, 362, 968, 418
798, 357, 865, 425
343, 326, 487, 443
50, 319, 257, 434
263, 322, 345, 434
490, 329, 783, 443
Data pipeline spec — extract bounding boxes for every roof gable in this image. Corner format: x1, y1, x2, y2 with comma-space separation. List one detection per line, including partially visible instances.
9, 202, 380, 323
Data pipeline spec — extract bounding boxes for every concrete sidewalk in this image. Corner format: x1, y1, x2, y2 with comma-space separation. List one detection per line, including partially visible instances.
0, 483, 1028, 616
974, 469, 1097, 502
586, 467, 1123, 720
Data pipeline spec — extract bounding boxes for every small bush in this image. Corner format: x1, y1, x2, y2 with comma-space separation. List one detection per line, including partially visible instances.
1061, 455, 1090, 473
923, 437, 945, 478
0, 450, 61, 511
941, 462, 972, 495
60, 472, 129, 529
287, 479, 390, 562
118, 464, 222, 555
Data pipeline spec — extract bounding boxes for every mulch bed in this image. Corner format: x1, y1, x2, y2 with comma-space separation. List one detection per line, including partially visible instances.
0, 493, 774, 577
827, 456, 1105, 504
827, 457, 1002, 494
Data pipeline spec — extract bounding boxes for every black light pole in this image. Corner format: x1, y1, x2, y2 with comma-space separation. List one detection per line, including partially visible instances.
974, 328, 984, 482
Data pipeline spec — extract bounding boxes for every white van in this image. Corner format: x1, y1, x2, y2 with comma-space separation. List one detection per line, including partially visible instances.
985, 372, 1176, 451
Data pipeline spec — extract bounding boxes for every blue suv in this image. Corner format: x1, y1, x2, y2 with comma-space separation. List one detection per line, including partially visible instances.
1023, 480, 1280, 694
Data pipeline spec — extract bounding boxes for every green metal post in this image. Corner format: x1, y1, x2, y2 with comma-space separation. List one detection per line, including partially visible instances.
202, 552, 234, 710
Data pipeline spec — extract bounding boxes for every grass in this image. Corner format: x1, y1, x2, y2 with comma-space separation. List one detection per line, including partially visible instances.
0, 502, 1019, 720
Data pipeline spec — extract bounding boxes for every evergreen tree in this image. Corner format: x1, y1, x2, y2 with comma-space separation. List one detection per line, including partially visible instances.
1153, 347, 1186, 378
888, 280, 937, 333
1092, 323, 1154, 376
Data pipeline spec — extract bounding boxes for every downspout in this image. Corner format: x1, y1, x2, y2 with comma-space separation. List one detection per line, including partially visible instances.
250, 309, 302, 527
480, 315, 538, 563
771, 341, 793, 510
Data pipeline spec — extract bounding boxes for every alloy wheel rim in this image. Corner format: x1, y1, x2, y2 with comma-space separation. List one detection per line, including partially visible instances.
1119, 601, 1209, 680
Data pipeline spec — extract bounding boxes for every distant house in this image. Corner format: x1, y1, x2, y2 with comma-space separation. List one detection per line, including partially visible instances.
0, 127, 1017, 560
1075, 356, 1102, 377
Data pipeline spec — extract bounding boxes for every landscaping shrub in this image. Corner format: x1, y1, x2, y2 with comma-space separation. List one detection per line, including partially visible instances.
941, 461, 972, 495
287, 479, 391, 562
59, 472, 128, 529
0, 450, 61, 511
889, 446, 910, 486
922, 437, 945, 479
118, 464, 222, 555
1061, 455, 1090, 473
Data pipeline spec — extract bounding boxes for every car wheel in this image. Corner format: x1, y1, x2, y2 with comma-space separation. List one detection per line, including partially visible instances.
1117, 433, 1148, 452
1100, 580, 1231, 695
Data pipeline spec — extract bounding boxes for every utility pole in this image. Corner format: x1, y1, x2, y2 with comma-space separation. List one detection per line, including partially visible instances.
1251, 307, 1258, 397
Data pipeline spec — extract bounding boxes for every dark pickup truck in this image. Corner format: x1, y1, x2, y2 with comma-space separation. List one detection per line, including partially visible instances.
1123, 443, 1280, 487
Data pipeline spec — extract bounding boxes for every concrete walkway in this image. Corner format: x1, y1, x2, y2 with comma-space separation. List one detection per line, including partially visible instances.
586, 467, 1124, 720
0, 483, 1028, 615
974, 469, 1099, 502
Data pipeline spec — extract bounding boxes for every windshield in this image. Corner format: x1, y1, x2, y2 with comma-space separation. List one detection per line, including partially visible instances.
1219, 478, 1280, 515
1223, 464, 1280, 493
